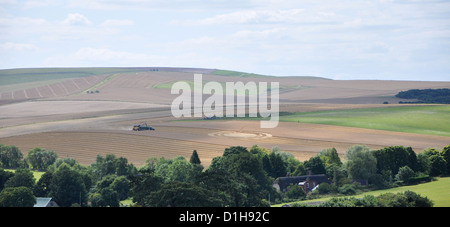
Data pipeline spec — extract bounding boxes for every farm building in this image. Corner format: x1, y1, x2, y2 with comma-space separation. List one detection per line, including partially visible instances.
273, 174, 330, 193
34, 198, 59, 207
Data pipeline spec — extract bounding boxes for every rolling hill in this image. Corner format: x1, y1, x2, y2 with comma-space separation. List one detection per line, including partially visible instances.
0, 67, 449, 167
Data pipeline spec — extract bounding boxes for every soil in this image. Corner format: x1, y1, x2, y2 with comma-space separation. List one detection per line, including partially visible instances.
1, 70, 449, 167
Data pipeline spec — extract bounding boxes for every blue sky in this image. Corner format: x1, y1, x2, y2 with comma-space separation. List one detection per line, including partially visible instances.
0, 0, 449, 81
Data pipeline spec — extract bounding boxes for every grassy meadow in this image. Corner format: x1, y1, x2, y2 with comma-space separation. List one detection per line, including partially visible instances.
4, 169, 45, 182
274, 177, 450, 207
280, 105, 450, 137
356, 177, 450, 207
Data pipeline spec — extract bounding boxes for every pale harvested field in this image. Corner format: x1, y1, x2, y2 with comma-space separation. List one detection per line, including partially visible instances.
1, 118, 448, 167
0, 74, 109, 102
0, 131, 227, 167
50, 71, 450, 105
1, 69, 449, 167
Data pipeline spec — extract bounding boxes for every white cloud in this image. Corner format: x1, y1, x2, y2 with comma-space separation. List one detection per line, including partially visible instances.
22, 0, 61, 9
0, 16, 46, 27
74, 47, 137, 61
61, 13, 92, 26
101, 19, 134, 27
67, 0, 252, 11
192, 9, 310, 25
1, 0, 449, 80
70, 47, 166, 66
0, 0, 17, 4
0, 42, 38, 51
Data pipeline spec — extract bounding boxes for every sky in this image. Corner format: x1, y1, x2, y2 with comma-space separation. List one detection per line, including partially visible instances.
0, 0, 449, 81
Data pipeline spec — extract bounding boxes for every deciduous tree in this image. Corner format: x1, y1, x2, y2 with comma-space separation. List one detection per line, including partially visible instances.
49, 163, 87, 207
25, 148, 57, 171
344, 145, 377, 181
0, 186, 36, 207
0, 145, 23, 168
145, 181, 223, 207
4, 168, 35, 189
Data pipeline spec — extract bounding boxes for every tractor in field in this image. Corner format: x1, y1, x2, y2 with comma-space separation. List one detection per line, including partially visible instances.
132, 123, 155, 131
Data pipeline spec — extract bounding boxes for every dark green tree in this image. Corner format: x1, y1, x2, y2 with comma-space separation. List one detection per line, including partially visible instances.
114, 156, 134, 176
128, 169, 164, 206
91, 154, 137, 178
207, 146, 277, 207
4, 168, 35, 189
195, 169, 245, 207
441, 145, 450, 174
395, 166, 415, 181
267, 151, 287, 178
33, 171, 53, 197
292, 162, 306, 176
144, 181, 223, 207
285, 184, 306, 199
49, 163, 87, 207
153, 156, 202, 183
429, 155, 447, 176
190, 150, 201, 165
417, 152, 431, 174
89, 187, 119, 207
377, 191, 433, 207
25, 148, 57, 171
0, 186, 36, 207
0, 145, 23, 168
395, 88, 450, 104
331, 165, 350, 186
110, 176, 130, 201
372, 146, 418, 177
223, 146, 248, 157
316, 190, 433, 207
304, 156, 326, 175
92, 175, 129, 202
0, 168, 14, 191
403, 190, 434, 207
423, 148, 440, 157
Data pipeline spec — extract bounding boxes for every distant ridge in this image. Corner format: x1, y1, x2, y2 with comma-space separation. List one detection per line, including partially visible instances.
0, 66, 216, 76
0, 67, 328, 82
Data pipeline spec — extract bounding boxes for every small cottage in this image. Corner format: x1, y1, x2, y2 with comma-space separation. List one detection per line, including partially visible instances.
273, 174, 330, 193
34, 198, 59, 207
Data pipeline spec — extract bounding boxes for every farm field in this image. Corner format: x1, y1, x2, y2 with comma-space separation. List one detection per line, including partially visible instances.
280, 105, 450, 137
359, 177, 450, 207
276, 177, 450, 207
0, 67, 449, 168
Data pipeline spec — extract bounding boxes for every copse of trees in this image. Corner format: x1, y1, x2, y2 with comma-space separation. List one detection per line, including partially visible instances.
372, 146, 418, 176
396, 88, 450, 104
0, 150, 138, 207
0, 143, 448, 207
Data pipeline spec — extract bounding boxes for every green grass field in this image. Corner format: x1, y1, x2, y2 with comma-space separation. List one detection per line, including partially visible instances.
4, 169, 45, 182
280, 105, 450, 137
212, 69, 270, 78
356, 177, 450, 207
275, 177, 450, 207
0, 67, 152, 86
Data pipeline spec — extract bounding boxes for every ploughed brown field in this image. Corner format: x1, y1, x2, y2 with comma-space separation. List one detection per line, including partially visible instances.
1, 68, 449, 167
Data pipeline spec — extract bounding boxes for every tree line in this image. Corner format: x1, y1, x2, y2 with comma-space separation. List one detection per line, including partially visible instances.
396, 88, 450, 104
0, 143, 448, 207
